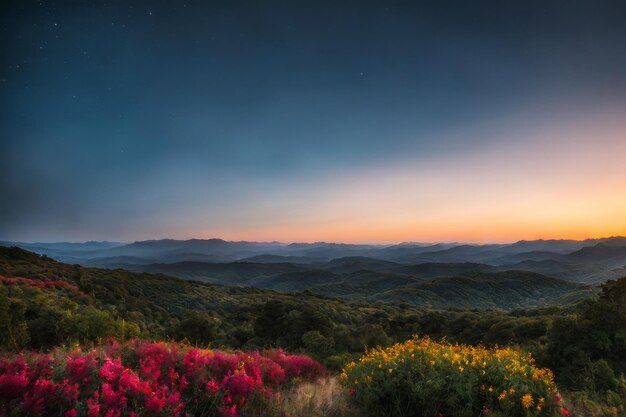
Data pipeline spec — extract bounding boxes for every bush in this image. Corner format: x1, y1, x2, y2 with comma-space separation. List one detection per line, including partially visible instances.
341, 336, 566, 417
0, 339, 326, 416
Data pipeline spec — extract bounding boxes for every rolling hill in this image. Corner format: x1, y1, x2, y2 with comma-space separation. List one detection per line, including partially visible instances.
3, 236, 626, 284
116, 258, 593, 309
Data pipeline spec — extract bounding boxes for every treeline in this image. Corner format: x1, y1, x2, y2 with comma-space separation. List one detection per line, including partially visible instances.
0, 247, 624, 405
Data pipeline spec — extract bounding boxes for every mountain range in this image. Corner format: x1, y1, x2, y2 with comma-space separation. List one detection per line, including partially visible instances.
3, 236, 626, 285
0, 246, 594, 311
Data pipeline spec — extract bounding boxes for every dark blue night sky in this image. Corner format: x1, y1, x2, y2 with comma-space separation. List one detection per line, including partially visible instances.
2, 1, 626, 243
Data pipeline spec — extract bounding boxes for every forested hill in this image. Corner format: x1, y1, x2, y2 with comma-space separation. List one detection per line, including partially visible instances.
112, 259, 593, 309
0, 246, 586, 358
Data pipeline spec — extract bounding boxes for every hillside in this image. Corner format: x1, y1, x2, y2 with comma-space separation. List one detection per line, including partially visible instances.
123, 260, 306, 284
116, 258, 592, 309
0, 246, 588, 357
4, 236, 626, 283
307, 271, 591, 309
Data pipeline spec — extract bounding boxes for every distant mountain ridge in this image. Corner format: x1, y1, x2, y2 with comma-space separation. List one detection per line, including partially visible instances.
2, 236, 626, 284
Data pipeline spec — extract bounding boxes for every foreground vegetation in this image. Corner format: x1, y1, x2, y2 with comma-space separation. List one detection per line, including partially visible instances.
342, 336, 562, 417
0, 247, 624, 415
0, 339, 326, 417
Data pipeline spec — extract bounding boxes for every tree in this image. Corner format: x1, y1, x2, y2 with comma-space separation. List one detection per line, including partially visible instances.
302, 330, 335, 359
177, 312, 221, 345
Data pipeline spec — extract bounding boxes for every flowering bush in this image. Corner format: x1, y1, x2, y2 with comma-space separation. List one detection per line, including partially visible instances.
0, 339, 325, 416
0, 275, 82, 293
341, 336, 567, 417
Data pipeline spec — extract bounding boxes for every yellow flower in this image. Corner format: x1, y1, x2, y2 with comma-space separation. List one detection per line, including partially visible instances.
521, 393, 533, 408
498, 391, 507, 400
488, 386, 494, 393
458, 366, 464, 372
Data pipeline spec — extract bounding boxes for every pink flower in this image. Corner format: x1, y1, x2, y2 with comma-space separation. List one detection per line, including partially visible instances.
145, 388, 168, 413
66, 355, 95, 384
167, 390, 181, 406
0, 371, 29, 400
223, 370, 259, 402
20, 379, 57, 414
221, 404, 237, 417
101, 382, 128, 410
100, 359, 124, 383
0, 337, 326, 417
87, 391, 100, 417
61, 380, 80, 401
560, 408, 571, 417
87, 401, 101, 417
206, 380, 220, 394
179, 375, 189, 391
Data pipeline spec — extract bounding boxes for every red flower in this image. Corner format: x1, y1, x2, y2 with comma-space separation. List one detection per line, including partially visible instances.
145, 387, 168, 413
0, 371, 29, 400
61, 379, 80, 401
206, 380, 220, 394
0, 338, 325, 416
100, 358, 125, 383
87, 395, 101, 417
66, 354, 96, 384
221, 404, 237, 417
101, 382, 128, 410
20, 379, 57, 414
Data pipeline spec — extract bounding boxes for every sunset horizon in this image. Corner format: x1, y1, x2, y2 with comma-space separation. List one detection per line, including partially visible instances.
3, 1, 625, 245
2, 2, 626, 415
5, 232, 626, 246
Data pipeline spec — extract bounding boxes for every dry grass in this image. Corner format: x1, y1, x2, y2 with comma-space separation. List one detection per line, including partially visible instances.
266, 377, 365, 417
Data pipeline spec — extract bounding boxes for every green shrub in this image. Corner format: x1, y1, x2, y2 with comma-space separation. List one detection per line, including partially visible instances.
341, 336, 565, 417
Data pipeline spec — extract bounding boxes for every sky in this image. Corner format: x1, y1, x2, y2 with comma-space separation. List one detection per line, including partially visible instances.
1, 0, 626, 243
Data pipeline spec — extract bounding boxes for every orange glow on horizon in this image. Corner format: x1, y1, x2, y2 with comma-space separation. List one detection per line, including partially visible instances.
145, 108, 626, 245
193, 221, 626, 245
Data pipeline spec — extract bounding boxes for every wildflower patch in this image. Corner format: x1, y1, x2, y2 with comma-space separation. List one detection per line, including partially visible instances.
341, 336, 566, 417
0, 339, 326, 416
